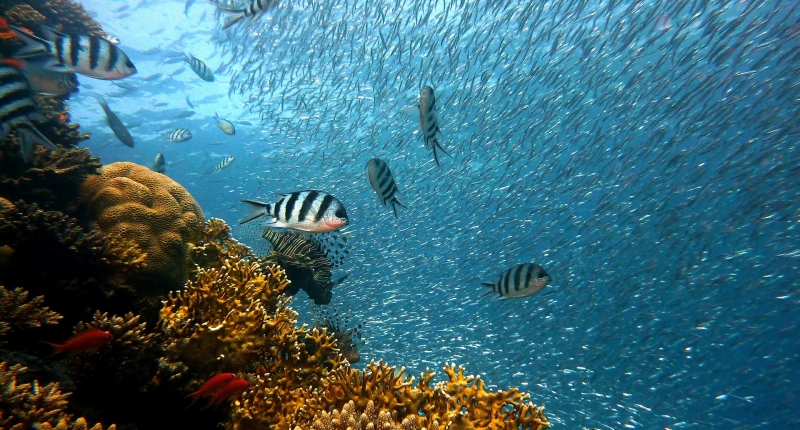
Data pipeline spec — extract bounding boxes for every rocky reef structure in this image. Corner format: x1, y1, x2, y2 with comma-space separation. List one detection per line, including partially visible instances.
78, 162, 205, 296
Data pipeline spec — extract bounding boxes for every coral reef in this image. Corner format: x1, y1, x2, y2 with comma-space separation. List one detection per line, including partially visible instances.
0, 200, 146, 341
0, 0, 103, 35
0, 362, 116, 430
78, 161, 205, 295
311, 305, 363, 364
188, 217, 254, 276
294, 400, 432, 430
0, 285, 61, 341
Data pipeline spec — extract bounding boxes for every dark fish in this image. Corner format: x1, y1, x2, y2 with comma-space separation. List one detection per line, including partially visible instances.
406, 86, 450, 166
184, 53, 214, 82
11, 25, 137, 80
152, 152, 165, 173
482, 263, 551, 299
0, 60, 60, 160
366, 158, 407, 218
90, 94, 134, 147
219, 0, 279, 30
166, 128, 192, 142
186, 95, 195, 108
212, 113, 235, 135
239, 190, 349, 233
16, 59, 78, 96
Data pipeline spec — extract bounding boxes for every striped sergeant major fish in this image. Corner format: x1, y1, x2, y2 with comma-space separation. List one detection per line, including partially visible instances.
481, 263, 551, 299
0, 60, 60, 160
10, 25, 137, 80
239, 190, 349, 233
166, 128, 192, 142
218, 0, 280, 30
88, 93, 133, 147
207, 155, 234, 173
184, 53, 214, 82
403, 86, 451, 166
366, 158, 407, 218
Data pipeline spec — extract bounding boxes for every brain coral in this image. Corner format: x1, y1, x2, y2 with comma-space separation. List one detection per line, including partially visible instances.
79, 162, 204, 293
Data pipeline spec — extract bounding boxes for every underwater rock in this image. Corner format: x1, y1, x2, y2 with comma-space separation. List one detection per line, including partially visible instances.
79, 161, 204, 295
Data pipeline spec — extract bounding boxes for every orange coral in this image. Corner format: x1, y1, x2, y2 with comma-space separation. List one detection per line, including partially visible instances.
79, 162, 204, 292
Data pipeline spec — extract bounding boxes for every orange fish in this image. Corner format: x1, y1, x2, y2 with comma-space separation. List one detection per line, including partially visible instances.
203, 378, 251, 409
186, 373, 236, 407
44, 328, 113, 357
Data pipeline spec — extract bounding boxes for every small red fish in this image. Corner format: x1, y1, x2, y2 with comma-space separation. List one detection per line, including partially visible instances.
1, 59, 25, 70
44, 328, 113, 357
203, 377, 251, 409
186, 373, 236, 407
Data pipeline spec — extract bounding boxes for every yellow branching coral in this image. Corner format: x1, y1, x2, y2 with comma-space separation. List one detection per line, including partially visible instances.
0, 362, 116, 430
188, 218, 254, 276
294, 400, 432, 430
296, 361, 550, 430
4, 4, 47, 28
0, 286, 62, 341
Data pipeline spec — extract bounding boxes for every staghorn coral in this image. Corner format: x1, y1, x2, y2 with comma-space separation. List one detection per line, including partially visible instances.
311, 305, 363, 365
290, 361, 549, 430
0, 200, 147, 343
0, 0, 103, 35
56, 312, 162, 426
79, 162, 205, 294
293, 400, 433, 430
0, 286, 62, 341
188, 217, 254, 276
0, 362, 116, 430
4, 4, 46, 28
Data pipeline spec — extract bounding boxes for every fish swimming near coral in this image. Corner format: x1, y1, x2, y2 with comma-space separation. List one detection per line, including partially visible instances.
10, 25, 137, 80
184, 53, 214, 82
482, 263, 551, 299
212, 113, 235, 135
312, 305, 363, 364
0, 60, 60, 160
403, 86, 451, 166
15, 58, 78, 97
43, 328, 113, 357
152, 152, 165, 173
166, 127, 192, 142
88, 93, 134, 147
202, 377, 251, 409
366, 158, 407, 218
186, 372, 235, 407
239, 190, 349, 233
218, 0, 279, 30
208, 155, 234, 173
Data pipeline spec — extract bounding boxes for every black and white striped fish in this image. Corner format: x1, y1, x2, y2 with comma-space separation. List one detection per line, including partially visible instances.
207, 155, 234, 173
366, 158, 407, 218
218, 0, 279, 30
184, 53, 214, 82
11, 25, 137, 80
239, 190, 349, 233
0, 61, 59, 160
481, 263, 551, 299
404, 86, 451, 167
166, 128, 192, 142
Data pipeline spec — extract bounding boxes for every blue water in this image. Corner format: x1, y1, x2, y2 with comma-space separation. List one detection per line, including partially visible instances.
71, 0, 799, 428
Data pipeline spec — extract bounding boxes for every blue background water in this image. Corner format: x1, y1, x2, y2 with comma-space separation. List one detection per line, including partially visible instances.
68, 0, 798, 428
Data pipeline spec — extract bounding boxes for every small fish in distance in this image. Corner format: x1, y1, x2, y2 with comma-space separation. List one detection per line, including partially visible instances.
482, 263, 551, 299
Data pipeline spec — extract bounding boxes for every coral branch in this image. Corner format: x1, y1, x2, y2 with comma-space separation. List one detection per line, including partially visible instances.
0, 286, 62, 340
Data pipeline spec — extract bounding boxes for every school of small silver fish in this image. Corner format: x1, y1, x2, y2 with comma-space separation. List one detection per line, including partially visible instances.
23, 0, 800, 428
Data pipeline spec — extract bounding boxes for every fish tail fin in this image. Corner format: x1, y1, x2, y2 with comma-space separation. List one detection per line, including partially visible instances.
431, 139, 451, 167
8, 25, 51, 58
391, 198, 407, 218
185, 391, 202, 408
16, 124, 59, 161
221, 13, 245, 30
41, 341, 65, 358
480, 283, 496, 299
239, 199, 270, 224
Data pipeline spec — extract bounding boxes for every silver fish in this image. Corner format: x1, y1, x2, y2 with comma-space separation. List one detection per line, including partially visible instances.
90, 94, 134, 147
208, 155, 234, 173
482, 264, 551, 299
366, 158, 407, 218
0, 62, 59, 160
166, 128, 192, 142
152, 153, 165, 173
17, 59, 78, 96
184, 53, 214, 82
212, 113, 235, 135
11, 25, 137, 80
239, 190, 349, 233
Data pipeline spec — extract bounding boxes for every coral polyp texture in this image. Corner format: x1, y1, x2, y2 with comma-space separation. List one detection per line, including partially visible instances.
79, 162, 205, 293
0, 362, 116, 430
0, 286, 62, 341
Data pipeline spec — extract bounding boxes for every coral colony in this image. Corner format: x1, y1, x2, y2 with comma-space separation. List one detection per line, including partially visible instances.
0, 0, 549, 429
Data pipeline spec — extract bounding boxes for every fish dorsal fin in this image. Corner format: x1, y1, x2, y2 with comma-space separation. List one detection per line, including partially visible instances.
275, 193, 287, 201
38, 25, 66, 40
400, 106, 418, 117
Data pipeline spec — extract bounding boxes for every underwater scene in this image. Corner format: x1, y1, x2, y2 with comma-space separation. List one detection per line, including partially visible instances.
0, 0, 798, 428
